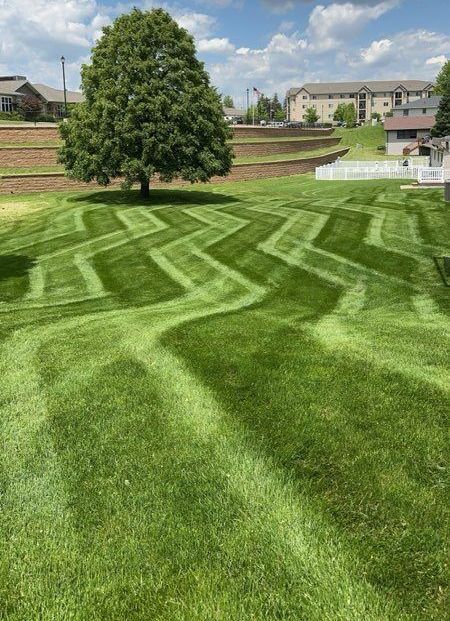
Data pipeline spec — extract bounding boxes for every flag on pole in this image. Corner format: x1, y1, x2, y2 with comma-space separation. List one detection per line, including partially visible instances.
253, 87, 262, 97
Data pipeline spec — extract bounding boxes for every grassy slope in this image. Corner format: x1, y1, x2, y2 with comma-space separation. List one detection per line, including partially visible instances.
334, 124, 399, 160
0, 177, 448, 621
0, 165, 64, 175
234, 146, 344, 164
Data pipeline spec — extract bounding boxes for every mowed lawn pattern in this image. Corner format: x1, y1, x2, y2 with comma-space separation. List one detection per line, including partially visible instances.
0, 176, 448, 621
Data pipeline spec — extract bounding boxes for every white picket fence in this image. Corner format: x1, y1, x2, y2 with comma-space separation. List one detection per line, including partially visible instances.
316, 165, 421, 181
315, 157, 444, 183
330, 157, 430, 168
417, 168, 445, 184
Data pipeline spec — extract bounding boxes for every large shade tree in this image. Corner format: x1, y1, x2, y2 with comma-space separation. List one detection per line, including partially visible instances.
59, 8, 233, 198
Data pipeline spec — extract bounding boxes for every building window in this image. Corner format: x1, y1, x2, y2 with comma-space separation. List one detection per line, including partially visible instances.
302, 95, 307, 99
1, 96, 13, 112
339, 94, 345, 99
383, 102, 389, 107
328, 103, 333, 108
328, 95, 333, 99
397, 129, 417, 140
312, 95, 317, 100
302, 104, 306, 109
403, 110, 409, 116
54, 104, 65, 118
422, 108, 427, 114
350, 93, 355, 98
416, 91, 421, 96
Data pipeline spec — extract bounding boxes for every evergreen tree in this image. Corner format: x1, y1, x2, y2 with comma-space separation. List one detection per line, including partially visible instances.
222, 95, 234, 108
434, 60, 450, 96
59, 8, 233, 198
431, 90, 450, 137
256, 94, 271, 121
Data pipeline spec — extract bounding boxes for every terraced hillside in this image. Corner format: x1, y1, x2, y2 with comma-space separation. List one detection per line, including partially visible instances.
0, 176, 448, 621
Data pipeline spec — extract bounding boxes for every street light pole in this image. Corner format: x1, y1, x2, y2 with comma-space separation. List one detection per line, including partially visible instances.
61, 56, 68, 118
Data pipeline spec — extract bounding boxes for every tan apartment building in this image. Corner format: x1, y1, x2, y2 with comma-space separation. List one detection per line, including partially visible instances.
286, 80, 434, 124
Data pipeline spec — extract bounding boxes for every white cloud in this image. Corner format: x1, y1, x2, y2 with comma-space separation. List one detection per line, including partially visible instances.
197, 37, 235, 53
174, 11, 217, 39
426, 55, 447, 66
349, 29, 450, 79
360, 39, 393, 64
307, 1, 398, 52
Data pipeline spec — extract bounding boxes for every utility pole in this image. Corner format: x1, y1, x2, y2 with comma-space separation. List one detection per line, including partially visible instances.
61, 56, 68, 118
246, 88, 249, 113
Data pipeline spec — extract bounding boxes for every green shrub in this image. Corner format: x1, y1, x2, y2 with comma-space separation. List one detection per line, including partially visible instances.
0, 111, 24, 121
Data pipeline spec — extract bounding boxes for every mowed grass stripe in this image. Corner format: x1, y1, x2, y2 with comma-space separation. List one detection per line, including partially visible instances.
0, 176, 448, 620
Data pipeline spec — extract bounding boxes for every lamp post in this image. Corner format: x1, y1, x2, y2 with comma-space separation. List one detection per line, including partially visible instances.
61, 55, 68, 118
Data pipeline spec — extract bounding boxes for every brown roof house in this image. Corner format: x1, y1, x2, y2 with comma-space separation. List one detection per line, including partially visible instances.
384, 96, 441, 155
0, 75, 84, 118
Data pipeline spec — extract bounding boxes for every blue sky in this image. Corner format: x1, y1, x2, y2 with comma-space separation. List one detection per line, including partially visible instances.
1, 0, 449, 105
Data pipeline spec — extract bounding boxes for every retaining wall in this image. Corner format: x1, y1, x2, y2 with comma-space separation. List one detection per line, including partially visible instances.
0, 146, 60, 167
0, 137, 342, 167
0, 149, 349, 195
232, 126, 334, 138
232, 137, 341, 157
0, 126, 60, 143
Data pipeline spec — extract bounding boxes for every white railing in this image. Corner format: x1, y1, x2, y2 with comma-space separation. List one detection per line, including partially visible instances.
417, 168, 445, 184
316, 165, 421, 181
330, 157, 430, 169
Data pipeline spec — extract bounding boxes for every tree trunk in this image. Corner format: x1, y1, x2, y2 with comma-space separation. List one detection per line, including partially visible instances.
140, 179, 150, 199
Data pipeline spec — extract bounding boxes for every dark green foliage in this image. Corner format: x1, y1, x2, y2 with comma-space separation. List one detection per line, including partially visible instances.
431, 90, 450, 137
434, 60, 450, 96
59, 8, 233, 197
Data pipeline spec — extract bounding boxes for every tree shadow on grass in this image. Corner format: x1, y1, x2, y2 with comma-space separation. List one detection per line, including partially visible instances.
67, 188, 241, 208
0, 255, 37, 282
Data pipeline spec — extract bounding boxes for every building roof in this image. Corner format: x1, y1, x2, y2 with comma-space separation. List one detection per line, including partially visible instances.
223, 107, 245, 116
0, 79, 28, 95
384, 116, 436, 131
0, 76, 83, 103
288, 80, 433, 97
32, 83, 84, 104
394, 95, 441, 110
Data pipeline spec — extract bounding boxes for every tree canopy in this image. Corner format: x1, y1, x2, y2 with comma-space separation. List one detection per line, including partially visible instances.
434, 60, 450, 96
59, 8, 233, 198
304, 107, 319, 123
431, 90, 450, 138
222, 95, 234, 108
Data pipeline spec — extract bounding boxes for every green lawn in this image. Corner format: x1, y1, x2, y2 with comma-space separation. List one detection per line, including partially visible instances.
334, 124, 401, 160
0, 176, 448, 621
